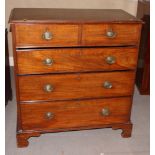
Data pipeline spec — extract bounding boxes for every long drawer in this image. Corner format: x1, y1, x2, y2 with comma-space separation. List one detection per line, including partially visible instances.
20, 97, 132, 131
15, 24, 79, 48
17, 47, 138, 74
82, 24, 141, 46
18, 71, 135, 101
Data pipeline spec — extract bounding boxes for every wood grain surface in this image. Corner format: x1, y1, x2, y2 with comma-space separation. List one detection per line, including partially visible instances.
17, 47, 138, 74
15, 24, 79, 47
14, 23, 141, 48
82, 24, 141, 46
9, 8, 141, 24
18, 71, 135, 101
20, 97, 132, 131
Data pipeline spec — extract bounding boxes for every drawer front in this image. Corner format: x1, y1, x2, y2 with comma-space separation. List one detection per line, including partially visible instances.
17, 48, 138, 74
18, 71, 135, 101
82, 24, 141, 46
20, 97, 132, 131
15, 24, 79, 47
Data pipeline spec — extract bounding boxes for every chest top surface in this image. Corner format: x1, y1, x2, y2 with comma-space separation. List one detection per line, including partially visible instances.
9, 8, 142, 24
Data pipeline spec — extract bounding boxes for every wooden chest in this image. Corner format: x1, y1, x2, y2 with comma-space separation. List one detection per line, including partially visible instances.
9, 8, 142, 147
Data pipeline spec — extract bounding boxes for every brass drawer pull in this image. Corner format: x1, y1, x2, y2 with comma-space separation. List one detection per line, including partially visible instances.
43, 58, 54, 66
105, 56, 116, 64
103, 81, 113, 89
44, 84, 54, 92
101, 108, 110, 116
106, 30, 116, 38
45, 112, 54, 120
42, 31, 53, 40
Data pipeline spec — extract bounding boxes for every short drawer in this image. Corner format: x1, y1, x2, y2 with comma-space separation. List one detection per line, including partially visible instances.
18, 71, 135, 101
15, 24, 79, 47
82, 24, 141, 46
17, 47, 138, 74
20, 97, 132, 131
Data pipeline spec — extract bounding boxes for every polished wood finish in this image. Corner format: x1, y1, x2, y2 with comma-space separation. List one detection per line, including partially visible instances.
17, 47, 138, 74
17, 132, 40, 147
9, 8, 141, 24
82, 24, 141, 46
15, 24, 79, 48
14, 23, 142, 48
9, 8, 142, 147
20, 97, 132, 131
17, 122, 132, 147
112, 122, 133, 138
19, 71, 135, 101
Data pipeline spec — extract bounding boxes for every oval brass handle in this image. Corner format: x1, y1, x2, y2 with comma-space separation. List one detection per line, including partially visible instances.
43, 58, 54, 66
44, 84, 54, 92
45, 112, 54, 120
103, 81, 113, 89
101, 108, 110, 116
106, 30, 116, 38
42, 31, 53, 40
105, 56, 116, 64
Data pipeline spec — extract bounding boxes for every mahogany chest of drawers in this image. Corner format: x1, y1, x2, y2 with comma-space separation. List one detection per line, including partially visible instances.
9, 8, 142, 147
